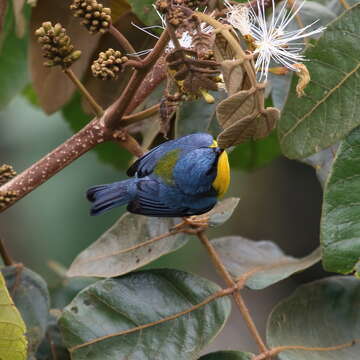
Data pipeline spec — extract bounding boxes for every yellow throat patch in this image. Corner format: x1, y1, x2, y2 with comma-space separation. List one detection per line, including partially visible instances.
210, 140, 230, 197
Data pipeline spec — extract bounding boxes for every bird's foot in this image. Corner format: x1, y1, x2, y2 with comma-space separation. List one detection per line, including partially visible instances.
182, 215, 209, 234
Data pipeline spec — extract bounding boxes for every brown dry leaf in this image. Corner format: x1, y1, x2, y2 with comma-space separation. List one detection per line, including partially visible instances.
12, 0, 25, 37
81, 10, 155, 113
217, 113, 257, 149
0, 0, 7, 35
253, 107, 280, 140
220, 60, 244, 96
294, 63, 310, 97
213, 32, 236, 62
110, 0, 131, 22
216, 88, 257, 129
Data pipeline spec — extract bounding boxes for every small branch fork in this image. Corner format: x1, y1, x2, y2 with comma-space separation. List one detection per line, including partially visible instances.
0, 26, 169, 212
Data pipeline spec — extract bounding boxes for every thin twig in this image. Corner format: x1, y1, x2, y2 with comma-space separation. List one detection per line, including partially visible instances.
252, 340, 359, 360
195, 12, 265, 113
46, 332, 58, 360
122, 103, 160, 124
109, 24, 139, 58
0, 29, 170, 211
63, 68, 104, 117
337, 0, 351, 9
0, 238, 14, 266
0, 118, 111, 210
197, 231, 268, 354
104, 30, 170, 130
69, 285, 236, 353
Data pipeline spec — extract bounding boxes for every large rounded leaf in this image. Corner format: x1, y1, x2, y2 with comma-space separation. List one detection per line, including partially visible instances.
267, 276, 360, 360
211, 236, 320, 289
67, 213, 189, 278
278, 4, 360, 159
59, 269, 231, 360
321, 126, 360, 273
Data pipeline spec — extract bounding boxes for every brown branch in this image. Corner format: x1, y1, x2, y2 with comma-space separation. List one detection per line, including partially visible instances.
69, 285, 236, 353
109, 24, 138, 58
125, 56, 167, 114
63, 68, 104, 117
195, 13, 265, 113
112, 130, 144, 157
0, 238, 14, 266
197, 231, 268, 354
122, 103, 160, 124
252, 340, 359, 360
103, 30, 169, 130
0, 29, 169, 212
0, 118, 111, 211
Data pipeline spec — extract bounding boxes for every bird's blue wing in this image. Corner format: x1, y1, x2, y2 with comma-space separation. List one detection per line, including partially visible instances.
127, 180, 185, 217
127, 133, 214, 178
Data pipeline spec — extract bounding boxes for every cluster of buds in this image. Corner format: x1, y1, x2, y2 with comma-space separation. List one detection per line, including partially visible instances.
91, 49, 128, 80
0, 165, 16, 186
0, 191, 17, 210
155, 0, 208, 13
70, 0, 111, 34
35, 22, 81, 68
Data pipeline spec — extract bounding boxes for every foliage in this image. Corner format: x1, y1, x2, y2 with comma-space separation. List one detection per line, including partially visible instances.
267, 276, 360, 359
0, 0, 360, 359
278, 3, 360, 159
0, 272, 27, 360
59, 269, 231, 360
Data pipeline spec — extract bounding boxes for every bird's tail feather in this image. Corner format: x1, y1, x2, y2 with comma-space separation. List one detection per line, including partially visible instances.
86, 180, 135, 216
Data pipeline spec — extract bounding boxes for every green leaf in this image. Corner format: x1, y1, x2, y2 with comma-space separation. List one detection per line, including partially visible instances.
320, 126, 360, 273
126, 0, 160, 26
0, 272, 27, 360
175, 92, 225, 138
278, 4, 360, 159
59, 269, 231, 360
67, 213, 189, 277
62, 93, 131, 169
267, 276, 360, 360
0, 2, 29, 109
229, 130, 281, 171
2, 266, 50, 357
51, 277, 96, 309
22, 83, 39, 107
199, 351, 254, 360
211, 236, 321, 290
36, 311, 70, 360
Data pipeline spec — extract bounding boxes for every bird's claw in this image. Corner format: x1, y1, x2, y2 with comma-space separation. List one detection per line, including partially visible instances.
183, 215, 209, 233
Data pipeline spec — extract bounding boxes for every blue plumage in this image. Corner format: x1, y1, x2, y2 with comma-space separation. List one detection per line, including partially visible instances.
86, 133, 223, 217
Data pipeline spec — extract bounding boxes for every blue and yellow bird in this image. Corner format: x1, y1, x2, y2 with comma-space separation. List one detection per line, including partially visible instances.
87, 133, 230, 217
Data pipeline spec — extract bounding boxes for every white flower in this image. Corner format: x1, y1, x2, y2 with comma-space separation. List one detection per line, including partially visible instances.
128, 4, 213, 56
225, 0, 326, 81
224, 0, 251, 36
